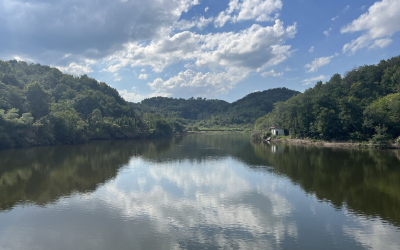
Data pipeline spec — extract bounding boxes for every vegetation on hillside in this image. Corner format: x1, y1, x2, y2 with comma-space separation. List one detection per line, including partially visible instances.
254, 55, 400, 143
131, 88, 299, 131
0, 59, 297, 149
0, 60, 175, 149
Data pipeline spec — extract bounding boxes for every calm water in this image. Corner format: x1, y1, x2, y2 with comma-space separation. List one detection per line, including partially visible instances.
0, 133, 400, 250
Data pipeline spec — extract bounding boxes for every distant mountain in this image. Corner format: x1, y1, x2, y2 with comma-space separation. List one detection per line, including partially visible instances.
131, 88, 299, 125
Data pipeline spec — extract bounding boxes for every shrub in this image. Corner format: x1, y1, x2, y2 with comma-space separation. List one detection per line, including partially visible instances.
369, 125, 391, 148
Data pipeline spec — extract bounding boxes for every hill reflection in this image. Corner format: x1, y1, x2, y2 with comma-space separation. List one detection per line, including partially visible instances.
1, 134, 399, 228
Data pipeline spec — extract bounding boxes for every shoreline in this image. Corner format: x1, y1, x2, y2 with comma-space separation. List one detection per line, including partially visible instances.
265, 138, 400, 149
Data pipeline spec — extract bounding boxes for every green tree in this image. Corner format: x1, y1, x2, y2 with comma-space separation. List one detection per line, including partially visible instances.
370, 125, 391, 147
25, 82, 51, 119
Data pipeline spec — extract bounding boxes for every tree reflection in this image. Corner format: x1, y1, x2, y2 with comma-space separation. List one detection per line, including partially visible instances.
1, 134, 400, 229
250, 142, 400, 226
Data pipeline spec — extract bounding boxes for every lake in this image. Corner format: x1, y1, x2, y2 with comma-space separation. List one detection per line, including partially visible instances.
0, 133, 400, 250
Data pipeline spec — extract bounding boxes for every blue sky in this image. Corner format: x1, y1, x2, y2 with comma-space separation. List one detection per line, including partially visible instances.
1, 0, 400, 102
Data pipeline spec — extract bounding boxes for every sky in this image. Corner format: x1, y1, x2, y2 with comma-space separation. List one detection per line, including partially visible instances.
1, 0, 400, 103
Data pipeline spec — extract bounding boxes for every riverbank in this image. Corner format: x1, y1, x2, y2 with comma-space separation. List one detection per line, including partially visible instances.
266, 138, 400, 149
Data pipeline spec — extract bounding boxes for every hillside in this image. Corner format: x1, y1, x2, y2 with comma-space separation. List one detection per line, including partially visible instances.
254, 55, 400, 143
0, 59, 299, 149
0, 60, 174, 149
131, 88, 299, 130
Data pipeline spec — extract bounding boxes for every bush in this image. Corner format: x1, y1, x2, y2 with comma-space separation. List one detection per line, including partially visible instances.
369, 125, 391, 147
263, 131, 272, 139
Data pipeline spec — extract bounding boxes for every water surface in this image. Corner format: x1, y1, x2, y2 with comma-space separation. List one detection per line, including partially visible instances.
1, 134, 400, 249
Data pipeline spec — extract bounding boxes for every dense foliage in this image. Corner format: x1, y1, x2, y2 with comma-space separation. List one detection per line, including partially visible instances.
0, 59, 297, 149
0, 60, 175, 149
132, 88, 299, 131
255, 55, 400, 142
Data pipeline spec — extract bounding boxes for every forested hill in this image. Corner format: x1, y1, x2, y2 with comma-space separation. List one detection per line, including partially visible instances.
0, 59, 298, 149
0, 60, 176, 149
131, 88, 299, 129
255, 55, 400, 143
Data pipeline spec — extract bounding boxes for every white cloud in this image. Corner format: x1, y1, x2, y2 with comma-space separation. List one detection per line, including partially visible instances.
103, 19, 296, 97
341, 0, 400, 54
323, 27, 333, 37
56, 62, 93, 76
305, 53, 338, 73
308, 46, 315, 53
175, 16, 214, 30
104, 20, 295, 97
215, 11, 232, 28
104, 19, 296, 73
302, 75, 326, 86
214, 0, 283, 27
118, 89, 148, 103
205, 6, 209, 12
113, 73, 122, 82
138, 74, 148, 80
148, 69, 250, 97
0, 0, 200, 65
331, 16, 339, 21
261, 69, 283, 77
184, 63, 195, 68
285, 66, 295, 71
196, 16, 214, 29
369, 38, 393, 49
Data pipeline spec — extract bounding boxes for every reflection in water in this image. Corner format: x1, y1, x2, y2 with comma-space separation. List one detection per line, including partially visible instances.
0, 134, 400, 250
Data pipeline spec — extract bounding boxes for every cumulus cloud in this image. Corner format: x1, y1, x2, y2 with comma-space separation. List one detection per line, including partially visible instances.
118, 87, 161, 103
205, 6, 209, 12
214, 0, 283, 27
103, 20, 295, 97
261, 69, 283, 77
119, 90, 146, 103
148, 69, 250, 97
302, 75, 326, 85
104, 20, 296, 73
305, 53, 338, 73
341, 0, 400, 54
102, 20, 296, 96
0, 0, 200, 65
309, 46, 315, 53
56, 62, 93, 76
138, 74, 148, 80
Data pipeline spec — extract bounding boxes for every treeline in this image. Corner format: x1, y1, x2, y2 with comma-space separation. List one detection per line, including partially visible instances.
0, 59, 297, 149
131, 88, 299, 131
255, 55, 400, 143
0, 60, 177, 149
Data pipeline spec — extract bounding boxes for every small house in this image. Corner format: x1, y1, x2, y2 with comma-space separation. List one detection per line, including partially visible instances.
270, 127, 284, 136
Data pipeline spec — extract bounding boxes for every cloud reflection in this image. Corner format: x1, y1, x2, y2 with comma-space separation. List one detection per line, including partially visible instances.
95, 157, 297, 249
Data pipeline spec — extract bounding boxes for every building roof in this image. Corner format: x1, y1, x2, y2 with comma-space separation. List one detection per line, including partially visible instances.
270, 127, 284, 129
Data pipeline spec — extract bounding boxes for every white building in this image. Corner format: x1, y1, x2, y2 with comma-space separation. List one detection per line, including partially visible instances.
270, 127, 284, 136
